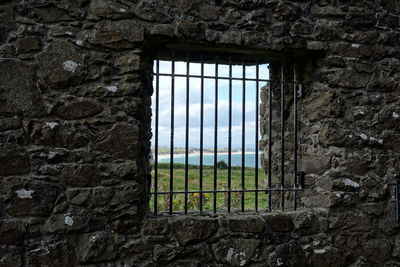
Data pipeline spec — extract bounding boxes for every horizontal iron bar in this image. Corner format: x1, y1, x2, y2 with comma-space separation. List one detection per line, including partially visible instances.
155, 73, 300, 84
150, 188, 303, 194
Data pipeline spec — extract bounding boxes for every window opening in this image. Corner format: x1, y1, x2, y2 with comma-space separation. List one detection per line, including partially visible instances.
150, 52, 302, 215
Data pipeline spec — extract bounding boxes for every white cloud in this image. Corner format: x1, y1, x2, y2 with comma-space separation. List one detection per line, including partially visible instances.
151, 62, 269, 148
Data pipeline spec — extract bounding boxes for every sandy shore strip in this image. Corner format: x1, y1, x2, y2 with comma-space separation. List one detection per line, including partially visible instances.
156, 151, 261, 160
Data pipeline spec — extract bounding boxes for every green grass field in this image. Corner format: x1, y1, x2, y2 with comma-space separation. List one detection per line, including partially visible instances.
150, 163, 269, 213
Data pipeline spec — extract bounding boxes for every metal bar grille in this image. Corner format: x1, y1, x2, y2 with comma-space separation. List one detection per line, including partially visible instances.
293, 66, 298, 211
184, 54, 190, 214
255, 62, 259, 212
169, 54, 175, 214
154, 188, 301, 194
213, 57, 218, 214
151, 53, 302, 215
241, 61, 246, 212
157, 73, 298, 83
396, 180, 400, 221
267, 67, 273, 212
153, 56, 160, 215
228, 57, 233, 213
199, 56, 204, 214
280, 63, 285, 211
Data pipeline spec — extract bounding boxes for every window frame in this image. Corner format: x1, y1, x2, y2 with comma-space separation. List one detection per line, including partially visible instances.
149, 49, 303, 216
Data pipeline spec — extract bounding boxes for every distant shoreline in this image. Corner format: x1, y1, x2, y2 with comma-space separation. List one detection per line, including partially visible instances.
156, 151, 262, 160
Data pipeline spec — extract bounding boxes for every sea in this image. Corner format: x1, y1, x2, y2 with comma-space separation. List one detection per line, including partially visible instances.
158, 152, 263, 168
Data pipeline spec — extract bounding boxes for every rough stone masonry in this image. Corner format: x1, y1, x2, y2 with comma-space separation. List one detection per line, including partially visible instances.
0, 0, 400, 266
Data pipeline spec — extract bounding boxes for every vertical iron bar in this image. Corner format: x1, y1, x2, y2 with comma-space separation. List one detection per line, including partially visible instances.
280, 63, 285, 211
293, 65, 298, 211
268, 66, 272, 212
213, 56, 218, 214
184, 54, 190, 214
396, 179, 400, 222
154, 57, 160, 215
255, 62, 259, 212
228, 57, 232, 213
169, 54, 175, 214
241, 61, 246, 212
199, 55, 204, 214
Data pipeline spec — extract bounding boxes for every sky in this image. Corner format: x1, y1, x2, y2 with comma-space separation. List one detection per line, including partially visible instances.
151, 60, 269, 149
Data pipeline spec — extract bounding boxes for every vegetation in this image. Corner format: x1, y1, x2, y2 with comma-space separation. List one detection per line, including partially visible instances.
150, 163, 269, 213
216, 160, 228, 169
154, 147, 241, 155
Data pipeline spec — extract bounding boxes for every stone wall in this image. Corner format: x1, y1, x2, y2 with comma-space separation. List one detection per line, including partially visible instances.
1, 0, 399, 266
